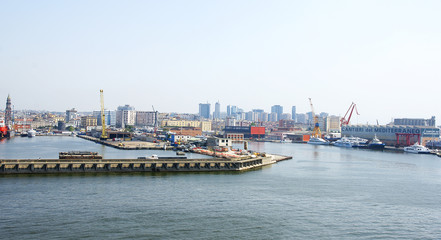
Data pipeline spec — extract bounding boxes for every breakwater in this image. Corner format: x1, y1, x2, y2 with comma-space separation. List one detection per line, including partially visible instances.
0, 156, 281, 174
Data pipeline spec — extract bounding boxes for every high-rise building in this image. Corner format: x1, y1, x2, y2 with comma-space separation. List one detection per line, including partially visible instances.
270, 112, 278, 122
271, 105, 283, 121
135, 111, 157, 127
116, 105, 136, 128
227, 105, 231, 116
5, 95, 12, 125
93, 110, 116, 126
296, 113, 306, 124
214, 102, 220, 119
231, 106, 237, 115
291, 106, 296, 122
65, 108, 78, 123
199, 103, 211, 119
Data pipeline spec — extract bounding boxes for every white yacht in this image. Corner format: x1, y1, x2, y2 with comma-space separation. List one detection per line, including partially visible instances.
403, 142, 431, 154
307, 137, 329, 145
27, 129, 36, 137
332, 137, 353, 148
281, 138, 292, 143
347, 136, 369, 147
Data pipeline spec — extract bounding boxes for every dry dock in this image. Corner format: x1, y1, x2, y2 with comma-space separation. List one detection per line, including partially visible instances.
0, 156, 288, 174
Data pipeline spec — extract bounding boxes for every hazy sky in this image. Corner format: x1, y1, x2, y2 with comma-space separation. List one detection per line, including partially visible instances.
1, 0, 440, 125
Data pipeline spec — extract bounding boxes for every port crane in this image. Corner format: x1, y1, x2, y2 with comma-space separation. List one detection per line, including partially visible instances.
308, 98, 321, 138
100, 89, 108, 140
340, 102, 359, 127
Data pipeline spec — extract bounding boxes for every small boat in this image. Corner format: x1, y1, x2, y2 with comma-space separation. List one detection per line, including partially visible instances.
332, 137, 353, 148
368, 135, 385, 149
307, 137, 329, 145
403, 142, 431, 154
281, 138, 292, 143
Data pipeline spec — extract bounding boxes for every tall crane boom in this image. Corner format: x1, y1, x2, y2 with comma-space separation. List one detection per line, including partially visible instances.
309, 98, 321, 138
100, 90, 107, 140
340, 102, 359, 127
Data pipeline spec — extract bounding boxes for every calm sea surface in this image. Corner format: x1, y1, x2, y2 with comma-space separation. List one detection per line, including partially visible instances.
1, 136, 441, 239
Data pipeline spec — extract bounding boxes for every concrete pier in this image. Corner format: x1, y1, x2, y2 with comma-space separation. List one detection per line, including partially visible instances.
77, 135, 166, 150
0, 156, 283, 174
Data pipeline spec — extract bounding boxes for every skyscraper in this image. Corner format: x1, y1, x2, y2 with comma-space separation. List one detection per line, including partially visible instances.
291, 106, 296, 122
199, 103, 211, 119
5, 95, 12, 125
214, 102, 220, 119
227, 105, 231, 116
271, 105, 283, 121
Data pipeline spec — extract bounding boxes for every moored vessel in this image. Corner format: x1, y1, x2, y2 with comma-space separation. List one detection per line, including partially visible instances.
0, 117, 7, 139
332, 137, 353, 148
403, 142, 431, 154
307, 137, 329, 145
368, 135, 385, 149
27, 129, 36, 137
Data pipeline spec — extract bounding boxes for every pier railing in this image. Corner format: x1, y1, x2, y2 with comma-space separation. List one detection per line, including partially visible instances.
0, 157, 275, 174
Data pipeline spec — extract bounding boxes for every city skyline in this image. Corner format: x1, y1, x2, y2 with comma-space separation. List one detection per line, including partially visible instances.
1, 1, 440, 125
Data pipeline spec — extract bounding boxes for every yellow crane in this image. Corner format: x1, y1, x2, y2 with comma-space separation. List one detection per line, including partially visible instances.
309, 98, 321, 138
100, 89, 108, 140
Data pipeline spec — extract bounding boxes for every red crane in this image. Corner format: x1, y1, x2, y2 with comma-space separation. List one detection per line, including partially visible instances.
340, 102, 359, 127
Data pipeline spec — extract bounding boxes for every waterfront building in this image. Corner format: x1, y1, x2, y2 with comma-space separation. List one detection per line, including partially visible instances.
214, 102, 220, 120
116, 105, 136, 128
58, 121, 66, 131
393, 117, 435, 127
341, 125, 440, 146
291, 106, 296, 122
325, 115, 341, 132
199, 103, 211, 119
5, 95, 12, 126
169, 127, 202, 137
271, 105, 283, 121
81, 116, 97, 128
161, 119, 212, 132
65, 108, 78, 123
135, 111, 157, 127
93, 110, 116, 127
224, 126, 266, 139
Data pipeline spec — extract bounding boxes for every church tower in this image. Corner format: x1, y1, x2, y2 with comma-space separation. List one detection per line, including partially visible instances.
5, 94, 12, 125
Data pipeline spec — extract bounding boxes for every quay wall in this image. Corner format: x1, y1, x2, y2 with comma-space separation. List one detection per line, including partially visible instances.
0, 157, 276, 175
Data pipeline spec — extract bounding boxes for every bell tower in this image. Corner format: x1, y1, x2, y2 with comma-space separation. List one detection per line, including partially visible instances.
5, 94, 12, 126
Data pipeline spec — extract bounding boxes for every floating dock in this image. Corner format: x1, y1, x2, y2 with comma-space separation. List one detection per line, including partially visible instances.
0, 155, 291, 174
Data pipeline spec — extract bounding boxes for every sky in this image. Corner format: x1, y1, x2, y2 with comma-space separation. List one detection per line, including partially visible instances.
1, 0, 440, 125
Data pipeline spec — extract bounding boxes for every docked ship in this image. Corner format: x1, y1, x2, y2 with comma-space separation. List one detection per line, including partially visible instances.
0, 117, 7, 139
368, 135, 385, 149
332, 137, 353, 148
403, 142, 431, 154
347, 136, 369, 148
307, 137, 329, 145
27, 129, 36, 137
